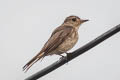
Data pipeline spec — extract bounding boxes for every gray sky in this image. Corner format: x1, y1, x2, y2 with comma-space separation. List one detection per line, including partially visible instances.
0, 0, 120, 80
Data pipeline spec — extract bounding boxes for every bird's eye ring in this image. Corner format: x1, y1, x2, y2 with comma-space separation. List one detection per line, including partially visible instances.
72, 18, 76, 22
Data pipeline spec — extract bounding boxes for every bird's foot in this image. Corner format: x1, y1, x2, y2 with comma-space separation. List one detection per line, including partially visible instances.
58, 52, 72, 62
59, 54, 66, 60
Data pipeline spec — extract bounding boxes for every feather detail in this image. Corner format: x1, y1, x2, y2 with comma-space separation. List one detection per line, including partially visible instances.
23, 52, 44, 72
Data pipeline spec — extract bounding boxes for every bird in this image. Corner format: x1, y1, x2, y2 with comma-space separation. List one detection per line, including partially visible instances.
23, 15, 88, 72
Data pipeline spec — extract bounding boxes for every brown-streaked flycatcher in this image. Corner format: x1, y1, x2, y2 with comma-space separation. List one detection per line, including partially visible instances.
23, 15, 88, 72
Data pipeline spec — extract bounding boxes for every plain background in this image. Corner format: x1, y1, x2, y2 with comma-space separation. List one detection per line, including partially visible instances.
0, 0, 120, 80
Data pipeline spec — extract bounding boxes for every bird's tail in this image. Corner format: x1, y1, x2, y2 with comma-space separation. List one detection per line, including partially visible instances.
23, 52, 45, 72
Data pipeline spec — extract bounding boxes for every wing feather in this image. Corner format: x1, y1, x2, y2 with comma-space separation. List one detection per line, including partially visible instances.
23, 26, 73, 72
41, 26, 73, 55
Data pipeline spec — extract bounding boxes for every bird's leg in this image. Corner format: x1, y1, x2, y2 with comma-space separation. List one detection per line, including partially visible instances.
57, 54, 67, 60
65, 52, 69, 57
64, 52, 72, 65
57, 50, 67, 60
58, 54, 65, 57
60, 52, 71, 61
65, 52, 72, 60
57, 50, 71, 61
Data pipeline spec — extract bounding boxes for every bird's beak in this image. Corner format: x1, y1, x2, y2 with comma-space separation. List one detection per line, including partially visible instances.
81, 19, 89, 23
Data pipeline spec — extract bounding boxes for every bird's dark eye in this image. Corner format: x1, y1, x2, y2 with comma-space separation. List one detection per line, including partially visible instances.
72, 18, 76, 22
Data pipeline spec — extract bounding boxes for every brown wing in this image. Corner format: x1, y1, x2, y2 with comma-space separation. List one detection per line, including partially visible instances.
23, 26, 73, 72
41, 26, 73, 55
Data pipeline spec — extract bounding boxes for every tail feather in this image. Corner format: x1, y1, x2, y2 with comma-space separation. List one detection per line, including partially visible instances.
23, 52, 44, 72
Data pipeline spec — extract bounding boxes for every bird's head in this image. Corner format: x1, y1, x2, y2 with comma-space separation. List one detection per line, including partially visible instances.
64, 15, 89, 28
